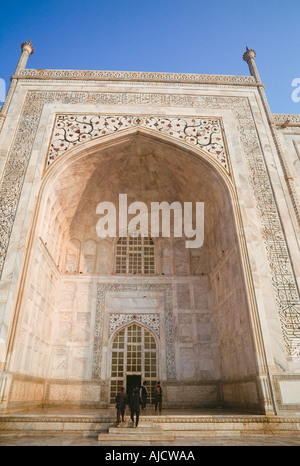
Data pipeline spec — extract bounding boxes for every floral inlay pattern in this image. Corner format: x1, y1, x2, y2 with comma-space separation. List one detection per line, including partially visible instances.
47, 115, 228, 173
109, 313, 160, 336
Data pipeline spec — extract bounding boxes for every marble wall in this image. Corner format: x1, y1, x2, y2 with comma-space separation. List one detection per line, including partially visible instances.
12, 239, 56, 379
0, 72, 299, 414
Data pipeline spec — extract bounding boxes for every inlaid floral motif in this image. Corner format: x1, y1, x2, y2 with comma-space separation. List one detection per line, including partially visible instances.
109, 313, 160, 336
47, 115, 228, 172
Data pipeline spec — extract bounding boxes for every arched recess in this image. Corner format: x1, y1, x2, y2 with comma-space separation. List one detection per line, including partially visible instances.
109, 322, 159, 404
5, 126, 269, 413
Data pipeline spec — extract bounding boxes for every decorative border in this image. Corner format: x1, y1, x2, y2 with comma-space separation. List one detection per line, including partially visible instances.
93, 283, 175, 379
273, 375, 300, 410
273, 114, 300, 126
47, 114, 229, 173
17, 68, 256, 85
1, 412, 300, 425
1, 416, 298, 424
0, 90, 299, 356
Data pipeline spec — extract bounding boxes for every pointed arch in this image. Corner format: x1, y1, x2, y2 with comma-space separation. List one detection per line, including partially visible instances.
35, 125, 237, 277
109, 321, 159, 404
8, 123, 268, 412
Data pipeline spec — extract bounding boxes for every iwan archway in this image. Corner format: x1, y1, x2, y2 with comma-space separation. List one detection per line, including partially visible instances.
4, 128, 268, 413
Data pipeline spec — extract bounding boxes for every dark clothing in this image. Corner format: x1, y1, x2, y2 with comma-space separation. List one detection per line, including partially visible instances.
117, 407, 125, 424
116, 391, 128, 409
130, 393, 142, 412
131, 408, 140, 427
155, 385, 162, 413
130, 392, 142, 427
115, 391, 128, 424
140, 386, 148, 410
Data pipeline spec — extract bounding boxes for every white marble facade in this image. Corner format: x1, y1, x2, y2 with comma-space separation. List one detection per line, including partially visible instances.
0, 43, 299, 414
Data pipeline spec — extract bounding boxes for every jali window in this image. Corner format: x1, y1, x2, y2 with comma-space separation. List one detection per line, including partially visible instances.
115, 234, 155, 274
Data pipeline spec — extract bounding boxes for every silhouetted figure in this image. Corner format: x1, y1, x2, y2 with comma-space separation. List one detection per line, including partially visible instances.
130, 388, 142, 428
154, 381, 162, 414
140, 382, 148, 412
115, 387, 128, 427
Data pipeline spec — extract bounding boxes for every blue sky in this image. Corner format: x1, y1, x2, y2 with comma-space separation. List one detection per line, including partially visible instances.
1, 0, 299, 113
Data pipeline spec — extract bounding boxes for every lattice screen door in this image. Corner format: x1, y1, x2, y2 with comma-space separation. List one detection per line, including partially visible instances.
110, 323, 158, 403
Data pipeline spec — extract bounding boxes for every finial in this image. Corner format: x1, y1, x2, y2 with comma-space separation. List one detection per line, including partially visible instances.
243, 47, 256, 62
21, 40, 34, 55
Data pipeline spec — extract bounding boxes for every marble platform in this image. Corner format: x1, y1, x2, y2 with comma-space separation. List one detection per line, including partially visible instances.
1, 407, 300, 440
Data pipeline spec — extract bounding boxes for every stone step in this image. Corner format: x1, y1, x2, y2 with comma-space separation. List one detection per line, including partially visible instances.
99, 421, 174, 441
109, 426, 163, 434
3, 412, 299, 438
98, 432, 175, 441
113, 421, 155, 428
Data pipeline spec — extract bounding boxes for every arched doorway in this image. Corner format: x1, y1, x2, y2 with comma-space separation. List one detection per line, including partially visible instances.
110, 323, 158, 404
5, 128, 264, 412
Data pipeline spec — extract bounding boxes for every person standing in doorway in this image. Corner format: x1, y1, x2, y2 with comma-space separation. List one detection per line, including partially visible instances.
115, 387, 128, 427
130, 388, 142, 428
140, 382, 148, 412
154, 381, 162, 414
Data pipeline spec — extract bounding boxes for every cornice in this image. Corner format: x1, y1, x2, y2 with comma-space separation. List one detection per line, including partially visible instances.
14, 68, 260, 87
273, 113, 300, 127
